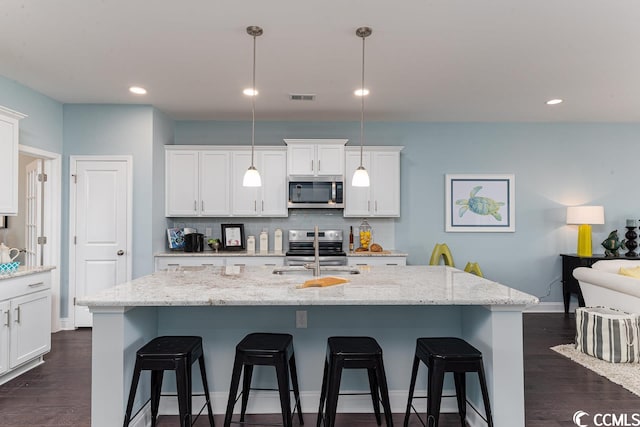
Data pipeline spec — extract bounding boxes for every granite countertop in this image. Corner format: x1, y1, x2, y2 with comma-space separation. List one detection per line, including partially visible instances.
0, 265, 56, 280
156, 251, 286, 257
78, 265, 538, 308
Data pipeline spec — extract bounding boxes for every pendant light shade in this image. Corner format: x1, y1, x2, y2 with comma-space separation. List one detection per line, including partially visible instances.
243, 25, 263, 188
352, 26, 372, 188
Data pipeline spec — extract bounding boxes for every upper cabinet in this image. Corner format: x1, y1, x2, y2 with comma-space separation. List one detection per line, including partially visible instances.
165, 147, 231, 217
0, 107, 27, 216
344, 146, 403, 217
284, 139, 347, 177
231, 148, 288, 217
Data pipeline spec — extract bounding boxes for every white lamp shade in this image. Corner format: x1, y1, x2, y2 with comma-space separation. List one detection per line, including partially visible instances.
243, 166, 262, 187
566, 205, 605, 225
352, 166, 370, 187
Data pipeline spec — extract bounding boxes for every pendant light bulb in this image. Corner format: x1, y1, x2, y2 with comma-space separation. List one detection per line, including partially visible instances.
244, 25, 263, 188
352, 26, 372, 188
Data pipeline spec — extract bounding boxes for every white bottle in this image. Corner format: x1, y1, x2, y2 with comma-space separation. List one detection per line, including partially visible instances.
260, 230, 268, 253
247, 236, 255, 254
274, 228, 283, 254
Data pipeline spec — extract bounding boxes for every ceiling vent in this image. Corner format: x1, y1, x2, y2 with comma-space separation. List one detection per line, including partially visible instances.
289, 93, 316, 101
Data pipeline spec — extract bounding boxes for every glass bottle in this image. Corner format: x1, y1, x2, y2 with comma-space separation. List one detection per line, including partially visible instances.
349, 226, 354, 252
359, 219, 372, 250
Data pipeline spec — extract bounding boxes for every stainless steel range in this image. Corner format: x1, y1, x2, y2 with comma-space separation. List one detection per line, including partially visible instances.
285, 229, 347, 266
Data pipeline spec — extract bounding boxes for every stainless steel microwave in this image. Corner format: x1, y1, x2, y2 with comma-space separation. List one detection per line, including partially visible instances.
287, 178, 344, 208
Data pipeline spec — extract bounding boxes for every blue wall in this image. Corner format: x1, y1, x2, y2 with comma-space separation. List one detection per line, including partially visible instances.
176, 120, 640, 303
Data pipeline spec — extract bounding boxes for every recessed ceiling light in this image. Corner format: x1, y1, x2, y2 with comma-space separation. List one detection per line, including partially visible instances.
243, 88, 258, 96
354, 89, 369, 96
546, 98, 563, 105
129, 86, 147, 95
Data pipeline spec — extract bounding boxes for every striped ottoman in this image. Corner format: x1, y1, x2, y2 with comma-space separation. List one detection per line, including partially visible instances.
575, 307, 640, 363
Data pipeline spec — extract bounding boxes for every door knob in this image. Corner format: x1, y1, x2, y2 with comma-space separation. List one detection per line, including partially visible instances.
117, 250, 124, 256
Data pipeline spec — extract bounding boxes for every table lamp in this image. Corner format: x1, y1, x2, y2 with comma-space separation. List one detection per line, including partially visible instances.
566, 205, 605, 257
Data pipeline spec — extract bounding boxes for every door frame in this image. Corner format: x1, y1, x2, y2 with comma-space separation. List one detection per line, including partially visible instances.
18, 144, 62, 332
68, 155, 133, 329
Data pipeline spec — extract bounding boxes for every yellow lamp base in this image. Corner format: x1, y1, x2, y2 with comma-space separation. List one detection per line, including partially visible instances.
576, 224, 593, 257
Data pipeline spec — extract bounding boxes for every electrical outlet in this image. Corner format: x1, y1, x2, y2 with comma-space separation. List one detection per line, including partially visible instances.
296, 310, 307, 328
205, 227, 212, 237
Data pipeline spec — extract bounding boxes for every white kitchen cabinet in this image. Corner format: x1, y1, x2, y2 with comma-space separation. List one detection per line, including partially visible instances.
347, 256, 407, 267
0, 271, 52, 385
165, 148, 231, 217
231, 149, 287, 217
0, 106, 27, 216
344, 147, 403, 217
284, 139, 347, 177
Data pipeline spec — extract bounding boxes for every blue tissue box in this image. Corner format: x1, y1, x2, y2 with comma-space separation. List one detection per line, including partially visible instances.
0, 262, 20, 274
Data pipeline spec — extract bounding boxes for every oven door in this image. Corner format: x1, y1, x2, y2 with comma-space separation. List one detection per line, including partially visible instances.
285, 256, 347, 266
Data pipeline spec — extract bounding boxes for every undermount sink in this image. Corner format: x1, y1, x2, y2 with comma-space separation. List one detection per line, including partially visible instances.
272, 265, 361, 275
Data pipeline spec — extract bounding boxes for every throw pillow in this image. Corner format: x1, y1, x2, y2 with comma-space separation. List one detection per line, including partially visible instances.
618, 266, 640, 279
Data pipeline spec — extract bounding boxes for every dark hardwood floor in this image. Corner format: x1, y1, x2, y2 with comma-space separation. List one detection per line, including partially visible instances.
0, 313, 638, 426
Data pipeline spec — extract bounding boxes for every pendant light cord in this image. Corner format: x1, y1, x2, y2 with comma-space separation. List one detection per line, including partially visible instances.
359, 32, 365, 167
251, 33, 257, 168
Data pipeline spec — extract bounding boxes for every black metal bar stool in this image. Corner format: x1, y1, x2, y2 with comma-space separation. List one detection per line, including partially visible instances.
403, 337, 493, 427
317, 336, 393, 427
123, 336, 215, 427
224, 333, 303, 427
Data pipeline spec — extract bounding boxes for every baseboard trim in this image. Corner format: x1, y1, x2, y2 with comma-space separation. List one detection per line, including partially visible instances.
524, 301, 574, 313
58, 317, 76, 330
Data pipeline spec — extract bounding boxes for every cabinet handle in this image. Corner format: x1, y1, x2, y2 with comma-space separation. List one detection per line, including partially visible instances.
28, 282, 45, 288
262, 200, 264, 211
356, 263, 368, 266
254, 200, 257, 211
202, 200, 204, 211
386, 263, 398, 266
14, 306, 20, 324
201, 263, 215, 266
3, 310, 8, 327
318, 160, 321, 171
375, 201, 378, 212
194, 200, 197, 211
264, 263, 276, 266
368, 200, 370, 211
234, 263, 246, 266
311, 160, 314, 172
167, 263, 180, 266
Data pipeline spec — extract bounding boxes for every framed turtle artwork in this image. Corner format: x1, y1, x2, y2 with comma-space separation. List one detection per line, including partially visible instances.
445, 174, 515, 232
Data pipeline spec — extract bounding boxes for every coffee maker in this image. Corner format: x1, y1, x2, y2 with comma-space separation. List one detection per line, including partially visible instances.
184, 232, 204, 252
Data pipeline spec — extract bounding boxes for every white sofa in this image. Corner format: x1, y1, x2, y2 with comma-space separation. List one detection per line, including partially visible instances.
573, 260, 640, 314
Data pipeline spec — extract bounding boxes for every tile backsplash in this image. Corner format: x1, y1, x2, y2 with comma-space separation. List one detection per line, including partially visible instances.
168, 209, 396, 251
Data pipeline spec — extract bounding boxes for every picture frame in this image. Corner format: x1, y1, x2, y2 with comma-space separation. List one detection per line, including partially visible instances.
221, 224, 245, 251
0, 216, 6, 229
445, 174, 515, 232
167, 228, 185, 250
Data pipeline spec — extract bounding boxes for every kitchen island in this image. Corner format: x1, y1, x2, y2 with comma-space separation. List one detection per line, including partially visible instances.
79, 265, 537, 427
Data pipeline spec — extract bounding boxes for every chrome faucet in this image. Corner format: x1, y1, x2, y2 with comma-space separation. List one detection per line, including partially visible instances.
304, 225, 321, 276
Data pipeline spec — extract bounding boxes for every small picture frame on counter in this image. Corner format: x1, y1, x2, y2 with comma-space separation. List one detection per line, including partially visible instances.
221, 224, 245, 251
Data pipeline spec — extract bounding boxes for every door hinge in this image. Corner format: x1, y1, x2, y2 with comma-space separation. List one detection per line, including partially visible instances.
74, 236, 77, 245
72, 174, 77, 184
37, 236, 47, 245
37, 173, 48, 182
73, 297, 76, 305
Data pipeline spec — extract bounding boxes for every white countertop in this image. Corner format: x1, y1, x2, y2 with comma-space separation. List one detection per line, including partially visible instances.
0, 265, 56, 280
78, 265, 538, 308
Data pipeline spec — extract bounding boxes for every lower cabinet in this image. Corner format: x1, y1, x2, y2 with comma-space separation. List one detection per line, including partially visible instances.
0, 272, 51, 384
155, 255, 285, 271
347, 256, 407, 267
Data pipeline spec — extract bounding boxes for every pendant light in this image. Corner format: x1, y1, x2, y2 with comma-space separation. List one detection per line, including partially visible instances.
243, 26, 263, 187
352, 26, 372, 187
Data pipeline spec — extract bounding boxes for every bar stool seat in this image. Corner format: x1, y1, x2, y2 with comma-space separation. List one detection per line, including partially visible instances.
317, 336, 393, 427
224, 333, 303, 427
123, 336, 215, 427
404, 337, 493, 427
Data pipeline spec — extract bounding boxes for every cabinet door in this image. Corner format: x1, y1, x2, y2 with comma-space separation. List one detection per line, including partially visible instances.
316, 144, 344, 176
10, 291, 51, 368
371, 151, 400, 217
344, 151, 372, 217
231, 152, 259, 216
166, 150, 200, 216
0, 112, 20, 215
200, 151, 231, 216
259, 151, 288, 217
287, 145, 315, 176
0, 301, 9, 375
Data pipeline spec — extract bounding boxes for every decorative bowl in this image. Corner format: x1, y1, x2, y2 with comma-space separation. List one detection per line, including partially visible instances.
208, 242, 221, 253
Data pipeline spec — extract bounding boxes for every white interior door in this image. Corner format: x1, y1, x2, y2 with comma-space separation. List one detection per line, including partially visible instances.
24, 159, 43, 267
72, 158, 130, 327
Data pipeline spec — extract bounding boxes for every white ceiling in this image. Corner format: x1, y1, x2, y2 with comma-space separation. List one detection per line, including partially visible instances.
2, 1, 640, 122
